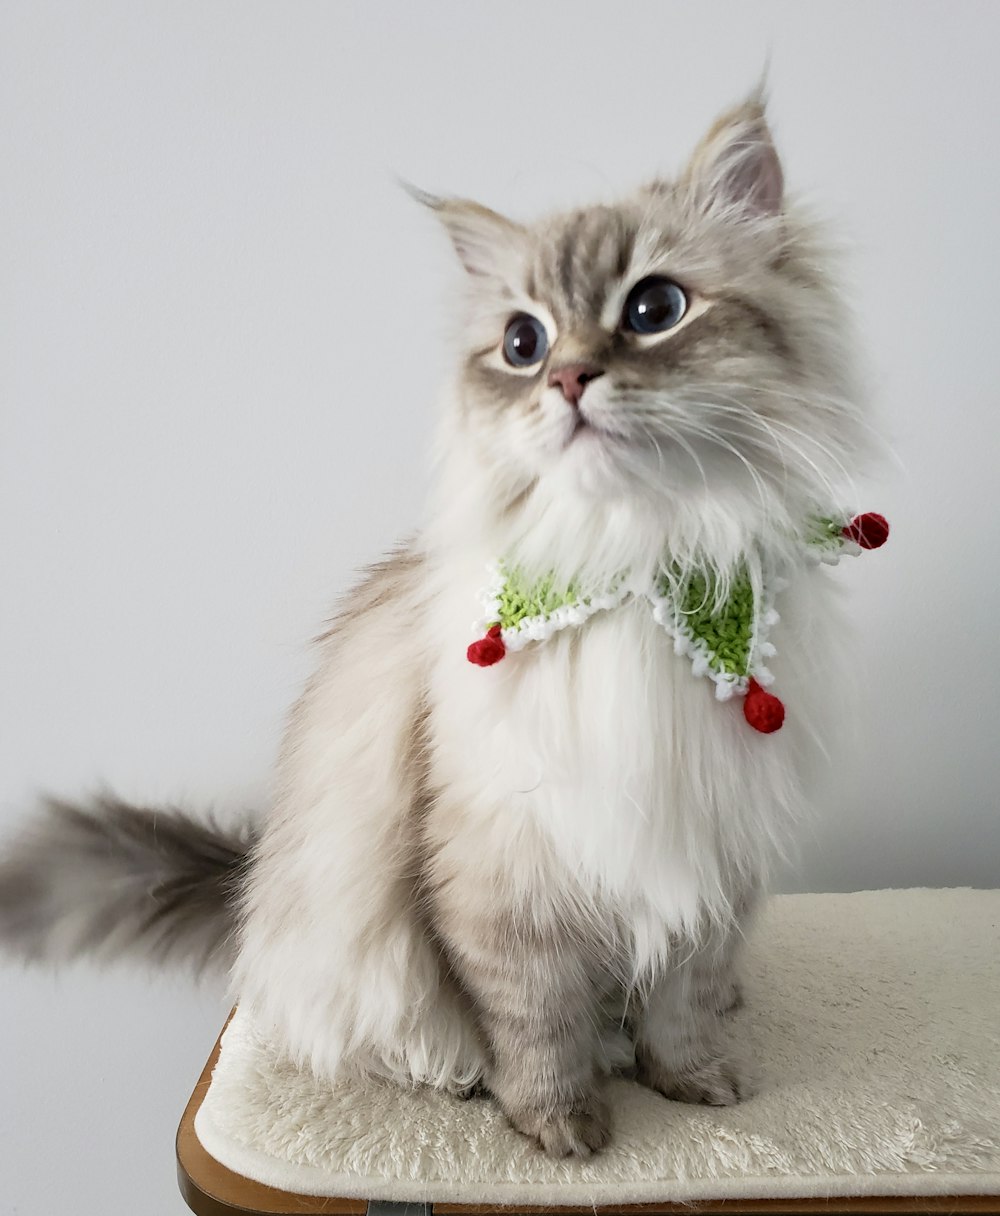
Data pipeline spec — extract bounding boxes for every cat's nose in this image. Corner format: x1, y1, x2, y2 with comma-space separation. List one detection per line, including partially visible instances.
547, 363, 605, 408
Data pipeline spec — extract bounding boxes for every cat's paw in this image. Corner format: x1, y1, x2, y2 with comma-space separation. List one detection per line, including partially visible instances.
638, 1052, 752, 1106
453, 1078, 490, 1101
507, 1094, 611, 1158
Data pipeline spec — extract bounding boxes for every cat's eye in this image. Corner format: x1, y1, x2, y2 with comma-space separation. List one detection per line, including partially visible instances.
622, 277, 687, 334
502, 314, 549, 368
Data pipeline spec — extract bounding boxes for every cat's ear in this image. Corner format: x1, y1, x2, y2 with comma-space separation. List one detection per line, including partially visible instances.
681, 91, 784, 220
403, 183, 525, 278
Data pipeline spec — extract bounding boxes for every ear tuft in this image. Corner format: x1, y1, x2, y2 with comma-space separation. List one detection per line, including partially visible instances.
401, 180, 524, 278
683, 92, 784, 220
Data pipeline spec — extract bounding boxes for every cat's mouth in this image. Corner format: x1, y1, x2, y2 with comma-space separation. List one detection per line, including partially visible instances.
565, 408, 619, 450
567, 409, 605, 444
565, 415, 595, 450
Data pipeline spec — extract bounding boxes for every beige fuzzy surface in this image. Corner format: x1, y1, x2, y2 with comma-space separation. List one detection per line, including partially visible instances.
195, 889, 1000, 1205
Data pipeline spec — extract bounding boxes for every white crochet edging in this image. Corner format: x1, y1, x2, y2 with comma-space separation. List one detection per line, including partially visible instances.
747, 558, 780, 689
646, 593, 748, 701
645, 564, 780, 702
477, 564, 630, 652
805, 538, 860, 567
501, 591, 628, 651
476, 560, 789, 699
802, 511, 865, 566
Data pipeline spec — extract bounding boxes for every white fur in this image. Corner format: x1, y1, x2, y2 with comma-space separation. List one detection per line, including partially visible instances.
423, 441, 838, 951
232, 575, 487, 1090
233, 421, 851, 1091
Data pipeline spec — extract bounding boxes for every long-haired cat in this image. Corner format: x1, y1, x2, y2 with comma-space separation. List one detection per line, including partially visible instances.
0, 93, 877, 1157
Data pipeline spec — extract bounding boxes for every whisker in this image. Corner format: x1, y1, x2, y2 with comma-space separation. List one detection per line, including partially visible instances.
683, 420, 772, 518
613, 393, 773, 514
664, 384, 861, 506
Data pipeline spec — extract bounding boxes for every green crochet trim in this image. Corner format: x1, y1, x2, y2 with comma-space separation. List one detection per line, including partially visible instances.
807, 514, 848, 549
476, 511, 883, 716
494, 565, 582, 629
490, 562, 759, 684
656, 566, 756, 678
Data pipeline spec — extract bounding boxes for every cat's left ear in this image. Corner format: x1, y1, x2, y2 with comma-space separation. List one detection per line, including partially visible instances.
681, 92, 784, 220
404, 183, 525, 278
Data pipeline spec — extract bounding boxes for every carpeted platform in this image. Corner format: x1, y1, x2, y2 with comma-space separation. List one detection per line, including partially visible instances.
194, 889, 1000, 1206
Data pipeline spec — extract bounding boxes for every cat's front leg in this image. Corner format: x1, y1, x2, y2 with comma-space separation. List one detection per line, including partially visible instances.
433, 867, 611, 1157
475, 931, 611, 1157
700, 917, 747, 1016
633, 926, 753, 1107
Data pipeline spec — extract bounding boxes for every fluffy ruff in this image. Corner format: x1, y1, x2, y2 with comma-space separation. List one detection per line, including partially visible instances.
197, 889, 1000, 1205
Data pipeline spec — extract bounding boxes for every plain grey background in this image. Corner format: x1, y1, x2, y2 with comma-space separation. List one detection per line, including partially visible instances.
2, 2, 999, 1213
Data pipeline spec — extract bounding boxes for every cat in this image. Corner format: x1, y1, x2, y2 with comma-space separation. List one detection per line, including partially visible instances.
0, 91, 878, 1158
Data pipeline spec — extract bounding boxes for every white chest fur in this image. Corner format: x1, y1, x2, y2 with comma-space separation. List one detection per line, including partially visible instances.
425, 557, 817, 966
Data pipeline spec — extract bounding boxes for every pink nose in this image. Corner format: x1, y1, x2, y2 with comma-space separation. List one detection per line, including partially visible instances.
547, 363, 604, 408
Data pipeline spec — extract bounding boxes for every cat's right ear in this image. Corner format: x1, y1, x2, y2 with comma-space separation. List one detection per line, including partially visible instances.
402, 182, 525, 279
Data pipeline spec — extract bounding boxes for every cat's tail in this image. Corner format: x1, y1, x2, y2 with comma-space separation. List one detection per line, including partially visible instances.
0, 794, 256, 972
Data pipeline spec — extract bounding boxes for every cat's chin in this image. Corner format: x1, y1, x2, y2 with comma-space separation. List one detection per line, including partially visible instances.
556, 425, 641, 501
553, 430, 699, 513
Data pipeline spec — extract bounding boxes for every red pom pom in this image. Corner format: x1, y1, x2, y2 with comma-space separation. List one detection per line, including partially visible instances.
842, 512, 889, 550
467, 624, 506, 667
744, 678, 785, 733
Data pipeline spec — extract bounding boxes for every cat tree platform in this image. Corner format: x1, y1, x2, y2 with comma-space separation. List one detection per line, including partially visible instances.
176, 889, 1000, 1215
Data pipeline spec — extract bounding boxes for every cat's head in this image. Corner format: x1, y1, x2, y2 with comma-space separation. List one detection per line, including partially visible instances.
421, 94, 872, 573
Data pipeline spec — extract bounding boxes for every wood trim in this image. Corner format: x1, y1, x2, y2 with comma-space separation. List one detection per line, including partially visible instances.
176, 1015, 365, 1215
176, 1020, 999, 1216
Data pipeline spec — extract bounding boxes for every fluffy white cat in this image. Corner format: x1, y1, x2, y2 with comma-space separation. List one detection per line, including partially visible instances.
0, 92, 881, 1157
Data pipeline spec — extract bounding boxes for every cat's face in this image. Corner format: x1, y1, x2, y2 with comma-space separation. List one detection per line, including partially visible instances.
428, 96, 867, 528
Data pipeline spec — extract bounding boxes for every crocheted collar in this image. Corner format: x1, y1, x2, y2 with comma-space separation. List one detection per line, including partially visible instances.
466, 511, 889, 734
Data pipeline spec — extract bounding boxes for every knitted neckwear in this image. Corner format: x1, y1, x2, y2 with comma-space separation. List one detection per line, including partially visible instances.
467, 511, 889, 733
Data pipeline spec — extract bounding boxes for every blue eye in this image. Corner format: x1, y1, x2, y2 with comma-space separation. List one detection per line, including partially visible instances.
623, 277, 687, 334
502, 314, 548, 367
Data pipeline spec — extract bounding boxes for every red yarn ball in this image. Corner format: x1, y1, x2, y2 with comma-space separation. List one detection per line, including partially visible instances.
744, 679, 785, 733
467, 624, 506, 667
843, 512, 890, 550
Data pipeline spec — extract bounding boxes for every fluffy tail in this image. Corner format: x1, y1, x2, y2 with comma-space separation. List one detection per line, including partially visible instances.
0, 794, 255, 972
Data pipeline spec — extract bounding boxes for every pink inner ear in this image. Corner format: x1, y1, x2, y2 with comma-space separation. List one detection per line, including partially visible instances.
687, 101, 786, 221
726, 136, 784, 217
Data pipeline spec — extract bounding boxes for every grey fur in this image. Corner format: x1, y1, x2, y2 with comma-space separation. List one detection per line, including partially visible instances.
632, 895, 758, 1108
0, 794, 254, 971
426, 800, 754, 1154
426, 822, 617, 1155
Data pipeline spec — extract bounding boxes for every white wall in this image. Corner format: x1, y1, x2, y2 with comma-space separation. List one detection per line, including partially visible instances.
2, 2, 998, 1212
